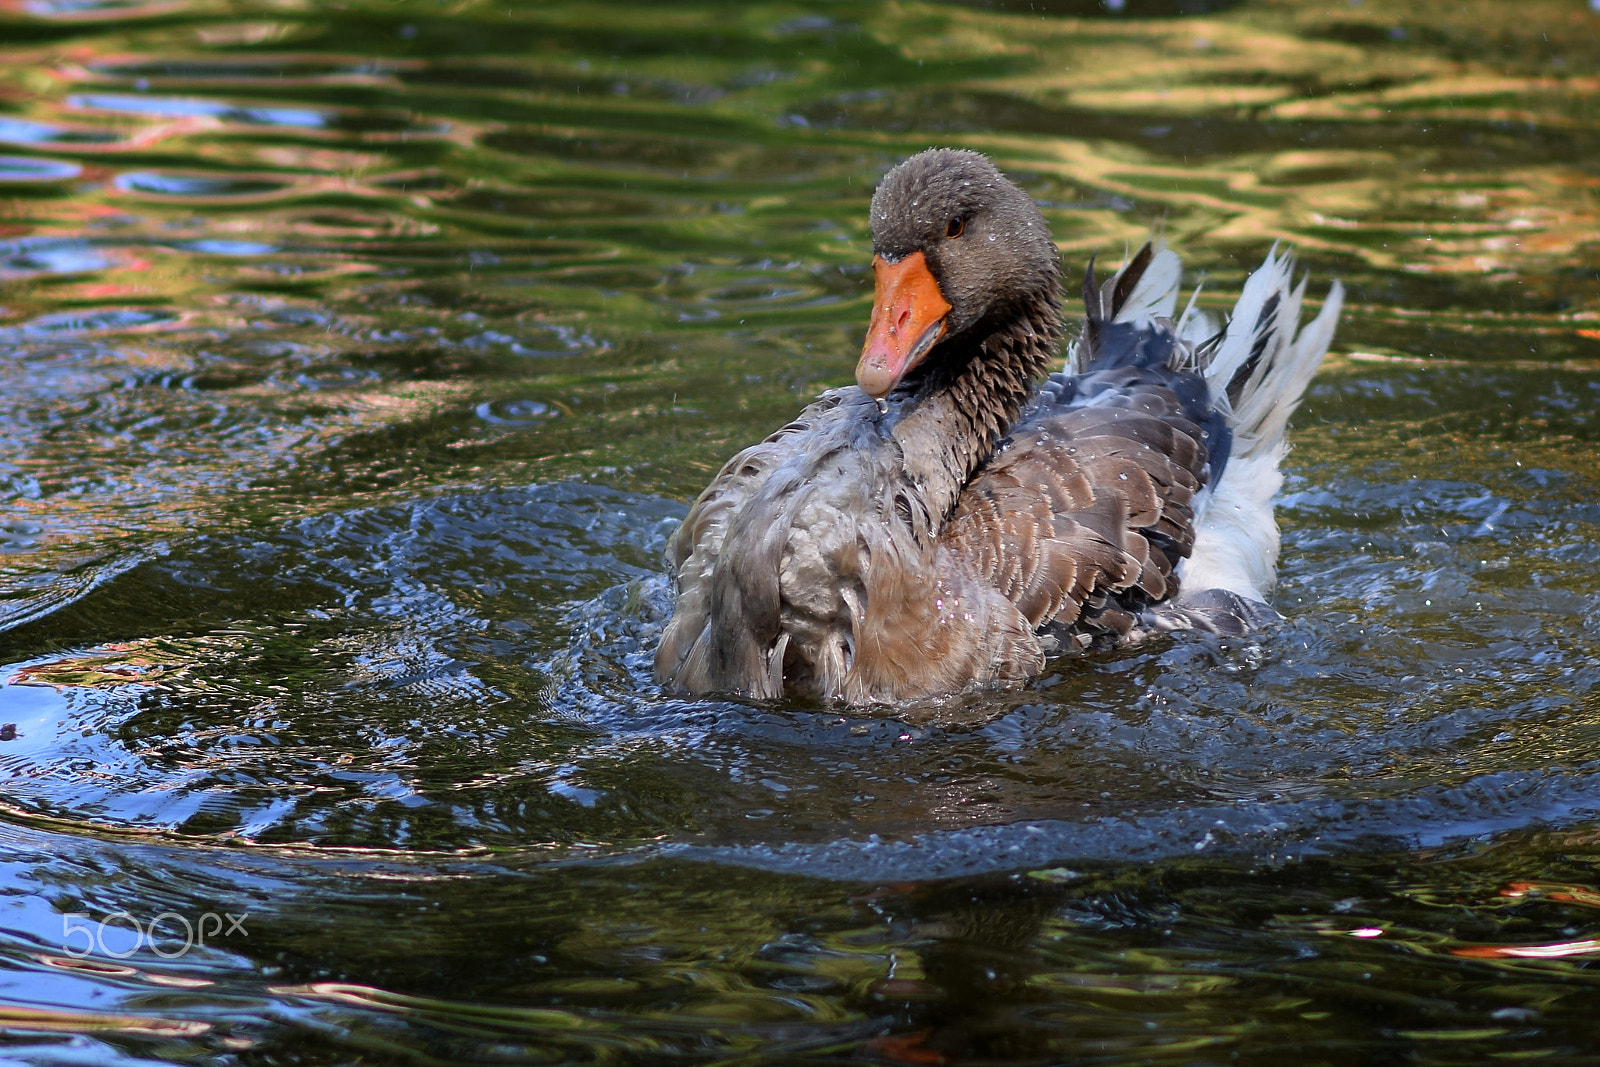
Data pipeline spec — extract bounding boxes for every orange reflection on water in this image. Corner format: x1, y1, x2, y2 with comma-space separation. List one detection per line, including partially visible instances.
9, 642, 174, 689
1451, 881, 1600, 959
0, 0, 193, 21
1500, 881, 1600, 908
0, 1003, 208, 1036
1453, 939, 1600, 960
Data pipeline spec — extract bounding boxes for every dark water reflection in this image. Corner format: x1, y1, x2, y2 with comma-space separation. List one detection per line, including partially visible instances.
1, 0, 1599, 1062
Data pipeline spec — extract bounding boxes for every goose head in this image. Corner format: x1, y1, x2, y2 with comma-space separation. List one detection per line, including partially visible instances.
857, 148, 1062, 399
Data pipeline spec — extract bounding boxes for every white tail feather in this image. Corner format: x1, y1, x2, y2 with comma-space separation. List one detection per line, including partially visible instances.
1182, 447, 1287, 601
1201, 244, 1293, 391
1174, 283, 1213, 345
1065, 242, 1342, 611
1180, 252, 1344, 603
1068, 242, 1186, 373
1114, 245, 1182, 327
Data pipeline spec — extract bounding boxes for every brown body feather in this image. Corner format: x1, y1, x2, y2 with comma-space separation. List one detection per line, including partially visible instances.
655, 258, 1222, 703
656, 302, 1066, 703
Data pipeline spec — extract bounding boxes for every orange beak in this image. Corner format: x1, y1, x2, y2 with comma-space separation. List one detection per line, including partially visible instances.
856, 251, 951, 399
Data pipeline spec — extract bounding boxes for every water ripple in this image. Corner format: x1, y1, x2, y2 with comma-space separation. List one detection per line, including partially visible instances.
0, 155, 80, 182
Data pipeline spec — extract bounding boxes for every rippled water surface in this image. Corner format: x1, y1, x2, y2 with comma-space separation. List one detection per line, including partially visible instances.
2, 0, 1600, 1062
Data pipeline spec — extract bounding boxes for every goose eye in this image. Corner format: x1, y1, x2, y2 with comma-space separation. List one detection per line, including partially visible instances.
946, 216, 964, 238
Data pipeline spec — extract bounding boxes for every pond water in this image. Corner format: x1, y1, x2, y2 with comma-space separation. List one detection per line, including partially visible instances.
1, 0, 1599, 1062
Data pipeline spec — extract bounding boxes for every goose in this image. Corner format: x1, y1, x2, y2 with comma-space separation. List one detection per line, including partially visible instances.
654, 148, 1342, 705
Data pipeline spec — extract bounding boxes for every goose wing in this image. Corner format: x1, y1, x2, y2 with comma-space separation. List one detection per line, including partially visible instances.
939, 367, 1212, 644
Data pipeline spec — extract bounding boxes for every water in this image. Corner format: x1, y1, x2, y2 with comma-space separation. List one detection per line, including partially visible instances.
1, 0, 1598, 1061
